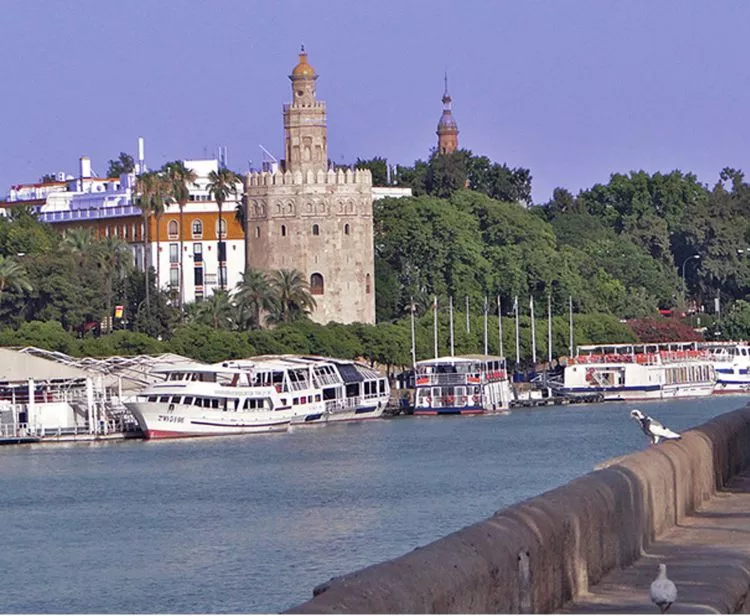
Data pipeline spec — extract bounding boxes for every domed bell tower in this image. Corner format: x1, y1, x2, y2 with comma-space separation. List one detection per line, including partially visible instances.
284, 46, 328, 176
437, 73, 459, 154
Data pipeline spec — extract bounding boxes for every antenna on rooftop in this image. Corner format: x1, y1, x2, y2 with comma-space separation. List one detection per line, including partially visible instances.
259, 144, 278, 173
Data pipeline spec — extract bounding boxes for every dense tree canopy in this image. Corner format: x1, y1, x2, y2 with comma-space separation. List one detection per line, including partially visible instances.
4, 150, 750, 365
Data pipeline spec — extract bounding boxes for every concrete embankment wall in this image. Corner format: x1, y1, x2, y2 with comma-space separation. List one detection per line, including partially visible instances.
287, 406, 750, 614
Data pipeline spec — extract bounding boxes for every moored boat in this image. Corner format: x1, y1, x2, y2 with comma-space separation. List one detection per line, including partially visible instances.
124, 358, 324, 439
413, 355, 512, 415
556, 342, 716, 401
700, 341, 750, 394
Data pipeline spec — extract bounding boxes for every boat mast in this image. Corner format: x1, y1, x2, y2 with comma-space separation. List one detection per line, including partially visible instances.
410, 297, 416, 370
449, 296, 455, 356
497, 295, 504, 360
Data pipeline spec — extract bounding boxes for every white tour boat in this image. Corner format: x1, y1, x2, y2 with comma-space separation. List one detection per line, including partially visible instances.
125, 358, 325, 439
413, 355, 513, 415
557, 342, 716, 401
283, 355, 390, 424
700, 341, 750, 394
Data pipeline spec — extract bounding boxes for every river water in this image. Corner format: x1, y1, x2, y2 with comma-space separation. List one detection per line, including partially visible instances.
0, 395, 747, 614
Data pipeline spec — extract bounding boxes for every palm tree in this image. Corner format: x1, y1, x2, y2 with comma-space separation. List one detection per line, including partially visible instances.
267, 268, 316, 324
234, 268, 274, 330
136, 171, 169, 313
0, 255, 32, 305
193, 289, 234, 330
95, 236, 133, 331
206, 168, 240, 291
163, 161, 198, 308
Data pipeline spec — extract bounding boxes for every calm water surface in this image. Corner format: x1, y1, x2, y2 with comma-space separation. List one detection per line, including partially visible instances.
0, 396, 747, 613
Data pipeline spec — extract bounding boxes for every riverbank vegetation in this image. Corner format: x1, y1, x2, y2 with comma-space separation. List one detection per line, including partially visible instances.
2, 150, 750, 367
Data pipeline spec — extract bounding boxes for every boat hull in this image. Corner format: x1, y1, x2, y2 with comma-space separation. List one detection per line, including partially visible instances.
126, 402, 291, 439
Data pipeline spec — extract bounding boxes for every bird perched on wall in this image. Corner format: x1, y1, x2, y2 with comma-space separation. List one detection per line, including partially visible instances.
630, 409, 681, 445
650, 563, 677, 613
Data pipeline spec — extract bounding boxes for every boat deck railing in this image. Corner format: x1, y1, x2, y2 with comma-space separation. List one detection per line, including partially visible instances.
415, 371, 506, 387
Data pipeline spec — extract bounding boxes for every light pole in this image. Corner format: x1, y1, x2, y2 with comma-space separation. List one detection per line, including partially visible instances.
681, 254, 700, 305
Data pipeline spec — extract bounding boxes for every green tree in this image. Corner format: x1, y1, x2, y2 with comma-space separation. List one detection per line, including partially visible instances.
163, 161, 198, 308
191, 290, 235, 330
106, 152, 135, 178
0, 255, 31, 306
267, 269, 316, 324
234, 268, 274, 330
136, 171, 169, 313
95, 236, 133, 331
206, 168, 240, 291
355, 156, 388, 186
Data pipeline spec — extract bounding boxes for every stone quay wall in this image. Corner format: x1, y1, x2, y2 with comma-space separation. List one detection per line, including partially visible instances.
287, 406, 750, 613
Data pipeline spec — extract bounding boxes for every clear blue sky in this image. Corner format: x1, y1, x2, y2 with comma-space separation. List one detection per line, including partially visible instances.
2, 0, 749, 204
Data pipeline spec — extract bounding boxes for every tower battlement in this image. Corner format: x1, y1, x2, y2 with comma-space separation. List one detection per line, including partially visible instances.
246, 167, 372, 188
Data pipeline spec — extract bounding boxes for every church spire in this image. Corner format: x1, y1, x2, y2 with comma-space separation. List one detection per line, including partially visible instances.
437, 72, 459, 154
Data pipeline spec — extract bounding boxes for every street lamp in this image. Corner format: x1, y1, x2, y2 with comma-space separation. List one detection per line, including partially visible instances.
681, 254, 700, 303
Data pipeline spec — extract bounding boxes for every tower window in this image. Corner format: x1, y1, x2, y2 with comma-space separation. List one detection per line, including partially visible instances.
344, 223, 350, 235
312, 224, 320, 236
255, 226, 260, 238
310, 273, 324, 295
366, 273, 372, 294
281, 225, 287, 237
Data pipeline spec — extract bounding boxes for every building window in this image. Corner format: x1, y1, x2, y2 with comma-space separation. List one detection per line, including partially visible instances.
132, 223, 137, 239
193, 243, 203, 263
169, 268, 179, 287
281, 224, 287, 237
105, 225, 110, 238
344, 223, 350, 235
255, 226, 260, 238
123, 225, 129, 240
366, 273, 372, 294
140, 223, 145, 238
216, 218, 227, 239
168, 220, 179, 239
194, 266, 204, 286
219, 266, 227, 288
312, 224, 320, 236
192, 220, 203, 238
169, 243, 179, 263
310, 273, 324, 295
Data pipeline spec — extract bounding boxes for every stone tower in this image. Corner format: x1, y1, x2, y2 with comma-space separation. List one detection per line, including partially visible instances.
436, 73, 459, 154
244, 48, 376, 325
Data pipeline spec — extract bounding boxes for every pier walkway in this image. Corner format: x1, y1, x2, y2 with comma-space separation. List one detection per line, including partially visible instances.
560, 468, 750, 614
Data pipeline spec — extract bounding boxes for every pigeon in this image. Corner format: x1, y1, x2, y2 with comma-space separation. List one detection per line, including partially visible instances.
650, 563, 677, 613
630, 409, 681, 445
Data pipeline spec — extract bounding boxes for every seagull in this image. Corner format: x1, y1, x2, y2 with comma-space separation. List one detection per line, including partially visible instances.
630, 409, 681, 445
650, 563, 677, 613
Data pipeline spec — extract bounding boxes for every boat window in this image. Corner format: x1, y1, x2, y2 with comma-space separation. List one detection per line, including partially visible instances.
210, 399, 220, 409
379, 379, 386, 393
183, 397, 193, 405
280, 398, 287, 406
293, 397, 299, 405
147, 395, 158, 402
315, 394, 321, 402
171, 396, 182, 404
300, 396, 307, 404
194, 398, 203, 407
159, 396, 170, 403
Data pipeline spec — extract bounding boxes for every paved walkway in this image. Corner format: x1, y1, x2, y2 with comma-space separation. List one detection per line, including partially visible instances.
560, 470, 750, 614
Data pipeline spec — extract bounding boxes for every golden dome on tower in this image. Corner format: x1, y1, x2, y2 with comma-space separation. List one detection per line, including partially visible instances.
291, 46, 316, 78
